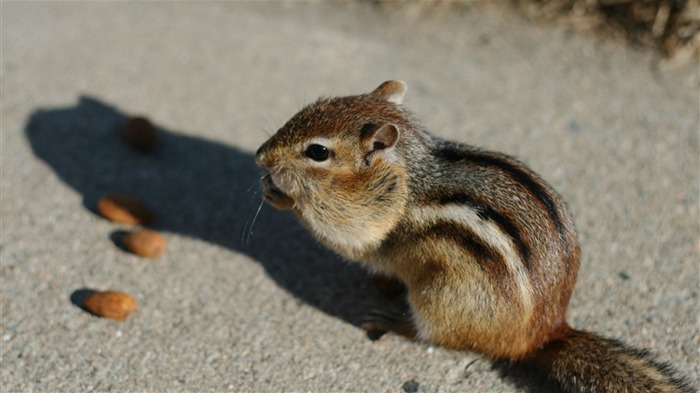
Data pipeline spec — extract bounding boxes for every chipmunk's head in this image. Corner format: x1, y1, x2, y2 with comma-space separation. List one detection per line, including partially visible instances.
255, 80, 411, 254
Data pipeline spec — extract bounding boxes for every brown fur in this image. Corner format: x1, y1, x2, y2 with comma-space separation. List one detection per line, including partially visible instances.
535, 327, 693, 393
256, 81, 693, 392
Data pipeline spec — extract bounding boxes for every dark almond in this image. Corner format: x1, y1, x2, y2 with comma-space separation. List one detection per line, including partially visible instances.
123, 116, 158, 152
97, 194, 155, 225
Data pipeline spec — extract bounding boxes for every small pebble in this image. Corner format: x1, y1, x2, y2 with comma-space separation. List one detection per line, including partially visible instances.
402, 379, 420, 393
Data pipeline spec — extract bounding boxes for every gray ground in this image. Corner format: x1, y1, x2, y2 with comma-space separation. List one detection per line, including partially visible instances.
1, 2, 698, 392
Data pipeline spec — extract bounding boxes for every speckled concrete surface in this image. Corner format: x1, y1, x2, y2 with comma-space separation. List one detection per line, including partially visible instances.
1, 2, 698, 392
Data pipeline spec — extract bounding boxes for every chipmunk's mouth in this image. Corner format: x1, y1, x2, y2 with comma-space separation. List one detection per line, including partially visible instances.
261, 172, 295, 210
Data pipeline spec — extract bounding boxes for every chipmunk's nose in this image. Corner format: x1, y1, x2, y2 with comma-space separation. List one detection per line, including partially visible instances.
255, 151, 266, 167
256, 136, 282, 168
255, 144, 268, 167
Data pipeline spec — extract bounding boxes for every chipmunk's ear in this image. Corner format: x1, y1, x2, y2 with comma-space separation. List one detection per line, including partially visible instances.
369, 80, 407, 105
364, 123, 399, 154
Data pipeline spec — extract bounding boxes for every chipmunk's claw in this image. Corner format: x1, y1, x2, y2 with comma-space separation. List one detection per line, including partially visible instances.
362, 308, 418, 341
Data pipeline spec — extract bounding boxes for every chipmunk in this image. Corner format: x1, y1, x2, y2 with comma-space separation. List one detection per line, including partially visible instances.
255, 81, 693, 393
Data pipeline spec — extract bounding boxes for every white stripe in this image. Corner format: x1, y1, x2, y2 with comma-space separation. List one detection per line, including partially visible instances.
409, 204, 534, 319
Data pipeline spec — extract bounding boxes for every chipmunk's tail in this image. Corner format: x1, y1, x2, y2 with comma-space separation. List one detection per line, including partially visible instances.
530, 327, 694, 393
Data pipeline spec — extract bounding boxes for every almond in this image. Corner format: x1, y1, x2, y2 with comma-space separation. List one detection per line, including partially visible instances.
97, 194, 155, 225
123, 116, 158, 152
83, 291, 137, 320
123, 229, 167, 258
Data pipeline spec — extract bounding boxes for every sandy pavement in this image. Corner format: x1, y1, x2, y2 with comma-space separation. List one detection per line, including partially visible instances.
1, 2, 698, 392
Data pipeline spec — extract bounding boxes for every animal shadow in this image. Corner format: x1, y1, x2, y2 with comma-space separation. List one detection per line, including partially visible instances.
26, 96, 378, 327
26, 96, 555, 391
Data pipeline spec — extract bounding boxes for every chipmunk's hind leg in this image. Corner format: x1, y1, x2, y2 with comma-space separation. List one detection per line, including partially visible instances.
362, 307, 418, 341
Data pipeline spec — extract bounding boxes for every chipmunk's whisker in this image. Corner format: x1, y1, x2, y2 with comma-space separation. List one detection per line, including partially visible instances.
245, 199, 265, 245
241, 188, 263, 246
246, 178, 263, 194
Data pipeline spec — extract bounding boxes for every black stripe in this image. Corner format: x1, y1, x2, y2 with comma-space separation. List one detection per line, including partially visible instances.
385, 177, 397, 194
433, 144, 569, 257
438, 192, 531, 269
372, 173, 398, 203
421, 221, 509, 279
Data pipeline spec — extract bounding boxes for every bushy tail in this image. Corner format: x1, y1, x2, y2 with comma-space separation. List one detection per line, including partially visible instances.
531, 328, 694, 393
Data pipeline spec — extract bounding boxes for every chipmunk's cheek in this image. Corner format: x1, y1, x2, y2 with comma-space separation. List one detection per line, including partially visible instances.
330, 171, 358, 190
306, 166, 330, 181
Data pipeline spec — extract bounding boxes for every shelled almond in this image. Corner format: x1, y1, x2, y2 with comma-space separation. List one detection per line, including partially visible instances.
83, 290, 137, 320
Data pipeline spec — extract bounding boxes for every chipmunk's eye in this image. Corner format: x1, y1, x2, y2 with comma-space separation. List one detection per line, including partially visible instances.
304, 144, 331, 162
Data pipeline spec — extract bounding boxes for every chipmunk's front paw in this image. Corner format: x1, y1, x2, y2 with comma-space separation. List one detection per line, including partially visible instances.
362, 308, 418, 341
